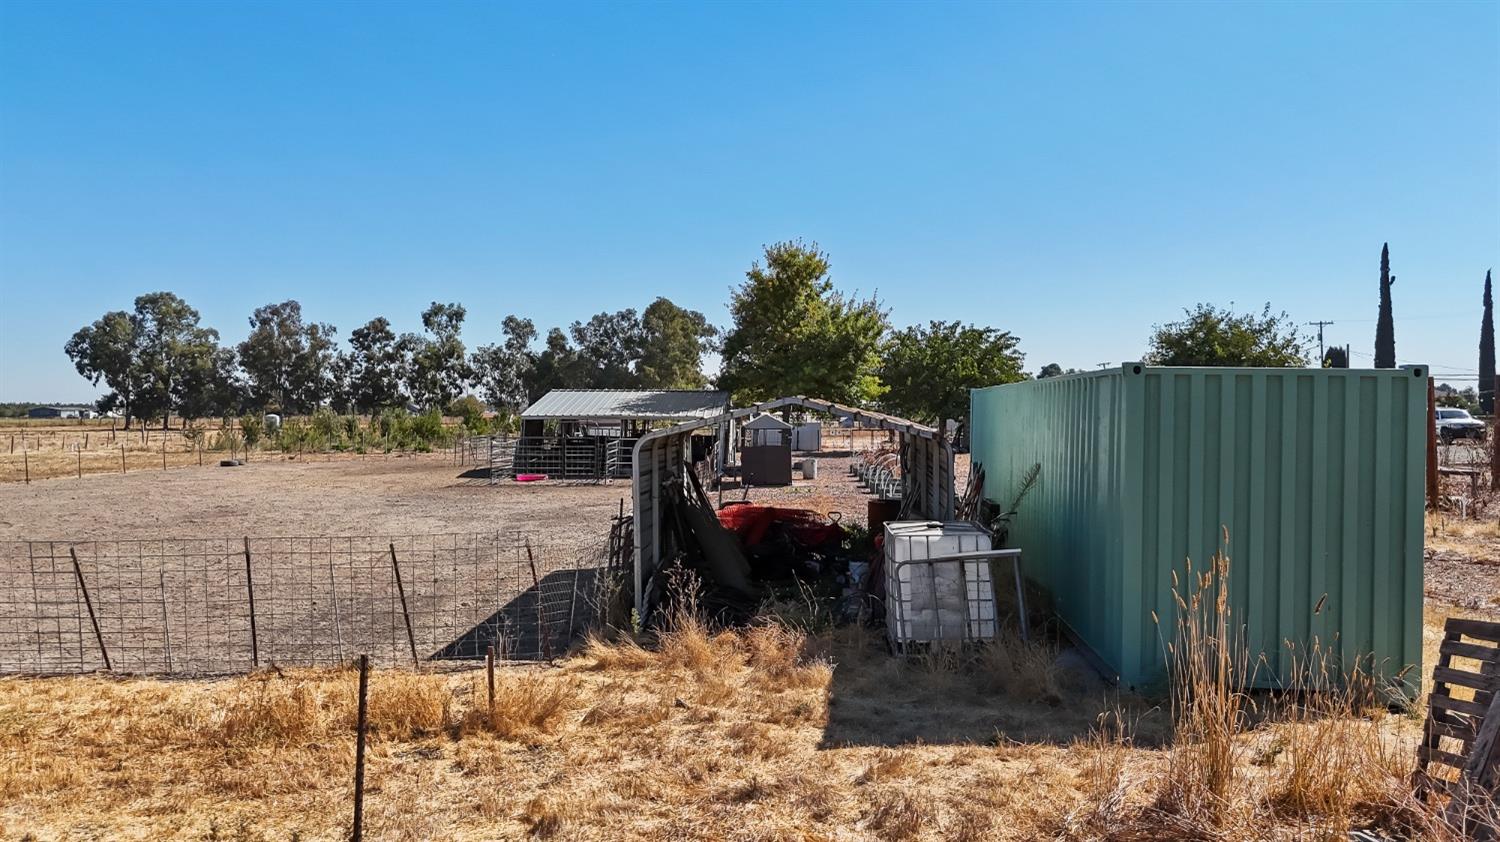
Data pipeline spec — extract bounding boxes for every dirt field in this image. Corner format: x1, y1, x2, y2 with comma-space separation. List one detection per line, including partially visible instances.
0, 456, 630, 542
0, 446, 907, 676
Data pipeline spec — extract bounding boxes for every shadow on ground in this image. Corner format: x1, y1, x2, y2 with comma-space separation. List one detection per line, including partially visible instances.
430, 568, 599, 662
815, 629, 1170, 749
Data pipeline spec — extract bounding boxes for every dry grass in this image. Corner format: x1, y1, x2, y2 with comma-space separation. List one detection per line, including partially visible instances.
0, 598, 1465, 841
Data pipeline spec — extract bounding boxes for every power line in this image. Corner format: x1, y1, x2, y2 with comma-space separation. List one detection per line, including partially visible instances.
1345, 349, 1477, 373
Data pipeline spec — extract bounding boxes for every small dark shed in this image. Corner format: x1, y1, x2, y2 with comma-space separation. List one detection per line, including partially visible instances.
740, 414, 793, 486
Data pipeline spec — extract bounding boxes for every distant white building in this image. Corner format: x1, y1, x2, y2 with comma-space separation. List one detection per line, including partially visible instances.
27, 405, 97, 419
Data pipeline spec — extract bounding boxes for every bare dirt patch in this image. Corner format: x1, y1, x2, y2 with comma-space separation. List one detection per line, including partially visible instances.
0, 456, 630, 543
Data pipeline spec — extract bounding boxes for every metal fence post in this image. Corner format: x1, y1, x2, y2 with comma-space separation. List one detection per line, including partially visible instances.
68, 548, 110, 670
389, 543, 419, 668
159, 571, 173, 673
525, 539, 553, 663
352, 654, 369, 842
243, 537, 259, 667
486, 645, 496, 716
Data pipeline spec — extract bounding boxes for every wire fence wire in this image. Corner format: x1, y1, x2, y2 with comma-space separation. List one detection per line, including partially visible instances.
0, 532, 605, 675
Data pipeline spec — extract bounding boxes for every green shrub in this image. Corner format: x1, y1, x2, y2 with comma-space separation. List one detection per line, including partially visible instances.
239, 414, 264, 448
210, 428, 244, 453
448, 396, 488, 434
409, 409, 446, 452
310, 408, 342, 447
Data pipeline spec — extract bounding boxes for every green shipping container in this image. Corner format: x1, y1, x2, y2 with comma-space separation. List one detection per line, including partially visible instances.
970, 364, 1427, 694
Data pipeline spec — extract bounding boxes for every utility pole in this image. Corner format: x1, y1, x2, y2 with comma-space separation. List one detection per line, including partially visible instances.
1307, 320, 1335, 361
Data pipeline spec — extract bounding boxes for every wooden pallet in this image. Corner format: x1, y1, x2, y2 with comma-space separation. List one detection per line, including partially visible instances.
1416, 617, 1500, 837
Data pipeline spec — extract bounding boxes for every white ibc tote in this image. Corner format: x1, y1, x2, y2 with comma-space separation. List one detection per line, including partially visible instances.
883, 521, 999, 646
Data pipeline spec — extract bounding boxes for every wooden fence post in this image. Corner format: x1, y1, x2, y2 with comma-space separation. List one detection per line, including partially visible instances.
352, 654, 369, 842
243, 537, 259, 667
120, 444, 126, 474
69, 548, 110, 670
1491, 375, 1499, 492
389, 543, 419, 668
1427, 377, 1439, 508
23, 449, 28, 484
77, 448, 82, 479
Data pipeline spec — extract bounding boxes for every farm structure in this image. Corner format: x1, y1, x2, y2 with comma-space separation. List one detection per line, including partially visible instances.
739, 413, 794, 486
486, 389, 731, 482
631, 396, 955, 617
26, 405, 97, 419
971, 364, 1428, 695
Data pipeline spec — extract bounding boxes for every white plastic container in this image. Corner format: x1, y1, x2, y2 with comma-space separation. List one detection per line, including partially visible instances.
883, 521, 996, 646
802, 457, 818, 479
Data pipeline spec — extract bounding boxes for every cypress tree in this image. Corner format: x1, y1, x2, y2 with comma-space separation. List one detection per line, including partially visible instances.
1481, 269, 1494, 414
1374, 243, 1396, 368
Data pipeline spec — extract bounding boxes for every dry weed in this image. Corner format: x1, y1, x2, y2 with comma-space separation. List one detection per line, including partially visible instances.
863, 787, 935, 841
856, 748, 917, 785
460, 672, 579, 739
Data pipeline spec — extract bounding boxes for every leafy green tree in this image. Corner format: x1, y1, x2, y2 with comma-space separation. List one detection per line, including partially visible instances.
470, 315, 537, 412
638, 297, 716, 389
718, 241, 888, 404
526, 327, 588, 398
67, 294, 226, 426
108, 292, 225, 427
238, 301, 338, 413
1375, 243, 1396, 368
569, 309, 643, 388
1144, 303, 1307, 367
65, 310, 142, 427
879, 321, 1026, 426
1481, 269, 1494, 413
174, 342, 240, 422
406, 302, 471, 409
1436, 383, 1480, 413
345, 316, 409, 412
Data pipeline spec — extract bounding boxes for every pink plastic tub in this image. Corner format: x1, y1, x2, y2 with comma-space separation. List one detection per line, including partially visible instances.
515, 473, 549, 482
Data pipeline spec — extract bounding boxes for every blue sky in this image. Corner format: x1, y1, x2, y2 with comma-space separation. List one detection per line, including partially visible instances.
1, 1, 1495, 402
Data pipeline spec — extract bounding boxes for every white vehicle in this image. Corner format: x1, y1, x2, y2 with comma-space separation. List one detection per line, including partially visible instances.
1435, 407, 1485, 443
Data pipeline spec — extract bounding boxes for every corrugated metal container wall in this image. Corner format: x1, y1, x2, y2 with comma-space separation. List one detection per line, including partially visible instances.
971, 364, 1427, 694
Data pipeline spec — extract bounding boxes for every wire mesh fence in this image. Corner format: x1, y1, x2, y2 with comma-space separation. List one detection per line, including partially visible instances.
0, 532, 606, 675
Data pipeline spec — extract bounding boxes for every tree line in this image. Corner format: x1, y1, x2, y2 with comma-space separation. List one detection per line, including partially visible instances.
64, 293, 722, 429
63, 241, 1031, 431
63, 239, 1492, 431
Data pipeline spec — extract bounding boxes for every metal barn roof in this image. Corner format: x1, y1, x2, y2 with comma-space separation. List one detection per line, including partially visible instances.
743, 413, 792, 429
521, 389, 730, 421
